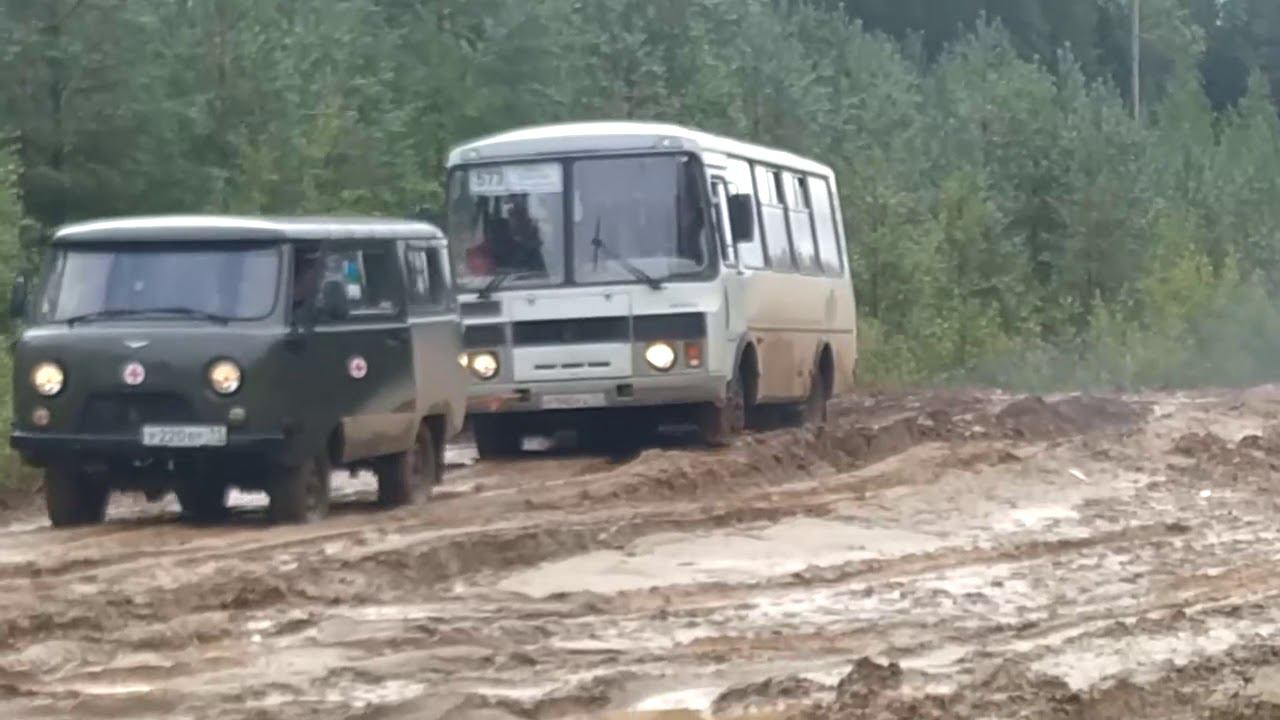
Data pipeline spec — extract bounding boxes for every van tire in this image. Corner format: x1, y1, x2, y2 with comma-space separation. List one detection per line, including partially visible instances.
44, 465, 109, 528
376, 423, 439, 507
175, 481, 229, 523
268, 456, 330, 524
699, 373, 746, 447
473, 416, 521, 459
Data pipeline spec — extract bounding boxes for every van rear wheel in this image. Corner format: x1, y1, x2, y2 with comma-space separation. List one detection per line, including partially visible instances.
472, 416, 522, 459
268, 456, 330, 524
376, 423, 439, 507
44, 465, 109, 528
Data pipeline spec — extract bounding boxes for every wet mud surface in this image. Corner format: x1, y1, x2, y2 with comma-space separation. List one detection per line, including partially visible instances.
3, 388, 1280, 718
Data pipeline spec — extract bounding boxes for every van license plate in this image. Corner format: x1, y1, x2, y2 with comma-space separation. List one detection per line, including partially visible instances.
141, 425, 228, 448
541, 393, 607, 410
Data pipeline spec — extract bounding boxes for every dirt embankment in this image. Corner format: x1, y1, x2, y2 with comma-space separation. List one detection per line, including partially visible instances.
5, 387, 1280, 720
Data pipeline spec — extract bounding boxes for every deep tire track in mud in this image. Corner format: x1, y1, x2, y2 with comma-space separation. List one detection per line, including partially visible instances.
4, 388, 1280, 719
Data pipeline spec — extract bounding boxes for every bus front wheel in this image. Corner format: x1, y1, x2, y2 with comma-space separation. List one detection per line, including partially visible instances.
699, 374, 746, 447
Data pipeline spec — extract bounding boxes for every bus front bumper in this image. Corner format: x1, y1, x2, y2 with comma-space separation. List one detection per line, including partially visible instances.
467, 374, 728, 415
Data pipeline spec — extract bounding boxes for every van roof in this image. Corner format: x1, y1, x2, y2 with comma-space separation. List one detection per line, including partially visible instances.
447, 121, 834, 177
53, 215, 445, 244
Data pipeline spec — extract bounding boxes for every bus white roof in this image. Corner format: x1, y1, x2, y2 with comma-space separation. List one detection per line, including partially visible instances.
446, 121, 835, 177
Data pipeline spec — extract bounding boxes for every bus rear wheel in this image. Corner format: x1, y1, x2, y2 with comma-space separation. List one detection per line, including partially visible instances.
472, 415, 522, 459
699, 374, 746, 447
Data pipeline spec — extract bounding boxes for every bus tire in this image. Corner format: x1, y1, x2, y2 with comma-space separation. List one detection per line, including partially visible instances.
44, 465, 109, 528
268, 455, 331, 524
473, 415, 522, 459
375, 423, 439, 507
699, 373, 746, 447
804, 351, 833, 426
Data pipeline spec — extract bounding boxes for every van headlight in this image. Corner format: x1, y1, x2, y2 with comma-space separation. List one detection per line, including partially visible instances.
31, 362, 65, 397
469, 351, 499, 380
208, 359, 242, 395
644, 342, 676, 372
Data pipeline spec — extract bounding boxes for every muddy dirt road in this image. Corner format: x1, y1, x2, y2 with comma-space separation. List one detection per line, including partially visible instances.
3, 388, 1280, 719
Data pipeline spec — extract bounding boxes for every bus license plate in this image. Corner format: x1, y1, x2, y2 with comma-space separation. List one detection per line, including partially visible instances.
141, 425, 228, 448
541, 393, 606, 410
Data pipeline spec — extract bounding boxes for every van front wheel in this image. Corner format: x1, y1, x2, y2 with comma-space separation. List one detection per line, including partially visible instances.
268, 456, 331, 524
376, 423, 439, 507
44, 465, 109, 528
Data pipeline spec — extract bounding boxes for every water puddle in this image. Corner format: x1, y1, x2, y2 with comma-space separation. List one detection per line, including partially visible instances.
499, 518, 955, 597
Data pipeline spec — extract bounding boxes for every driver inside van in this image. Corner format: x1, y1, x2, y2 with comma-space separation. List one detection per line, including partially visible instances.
291, 249, 321, 317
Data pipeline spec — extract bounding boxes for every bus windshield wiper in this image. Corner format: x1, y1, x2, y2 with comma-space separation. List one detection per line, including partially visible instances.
589, 217, 663, 290
65, 307, 232, 326
477, 272, 512, 300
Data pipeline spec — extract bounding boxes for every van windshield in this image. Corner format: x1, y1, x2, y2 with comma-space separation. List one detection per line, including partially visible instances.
447, 154, 709, 290
38, 243, 281, 322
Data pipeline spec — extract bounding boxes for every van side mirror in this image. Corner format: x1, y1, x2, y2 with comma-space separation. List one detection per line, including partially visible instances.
318, 279, 350, 321
727, 194, 755, 243
8, 275, 27, 319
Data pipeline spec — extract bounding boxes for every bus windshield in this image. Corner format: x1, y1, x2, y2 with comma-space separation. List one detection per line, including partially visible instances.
448, 154, 709, 290
37, 243, 280, 322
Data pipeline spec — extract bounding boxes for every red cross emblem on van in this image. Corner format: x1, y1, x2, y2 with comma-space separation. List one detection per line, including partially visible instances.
122, 361, 146, 386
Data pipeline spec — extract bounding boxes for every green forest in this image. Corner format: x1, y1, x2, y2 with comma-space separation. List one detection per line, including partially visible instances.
4, 0, 1280, 398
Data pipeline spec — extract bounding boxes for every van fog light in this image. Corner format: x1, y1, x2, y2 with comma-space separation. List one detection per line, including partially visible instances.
227, 406, 247, 426
31, 407, 51, 427
645, 342, 676, 372
470, 351, 499, 380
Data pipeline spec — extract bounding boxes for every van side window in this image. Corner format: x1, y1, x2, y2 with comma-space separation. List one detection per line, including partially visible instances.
754, 165, 794, 271
724, 157, 765, 268
810, 177, 844, 277
320, 247, 401, 319
406, 246, 449, 312
784, 173, 821, 274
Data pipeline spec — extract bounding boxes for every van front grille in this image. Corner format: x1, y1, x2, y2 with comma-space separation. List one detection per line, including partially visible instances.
77, 393, 196, 435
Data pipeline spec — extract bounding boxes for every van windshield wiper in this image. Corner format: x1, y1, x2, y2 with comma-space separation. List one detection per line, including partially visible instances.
589, 217, 663, 290
65, 307, 232, 326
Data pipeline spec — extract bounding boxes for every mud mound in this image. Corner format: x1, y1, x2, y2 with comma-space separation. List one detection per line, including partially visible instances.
995, 395, 1146, 440
711, 675, 825, 716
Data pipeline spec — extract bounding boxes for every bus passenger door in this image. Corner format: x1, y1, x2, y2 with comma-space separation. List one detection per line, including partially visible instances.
710, 177, 746, 378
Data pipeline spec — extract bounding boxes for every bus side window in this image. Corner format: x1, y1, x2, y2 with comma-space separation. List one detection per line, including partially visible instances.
754, 165, 793, 272
724, 157, 765, 269
784, 173, 821, 275
711, 179, 737, 268
810, 177, 845, 277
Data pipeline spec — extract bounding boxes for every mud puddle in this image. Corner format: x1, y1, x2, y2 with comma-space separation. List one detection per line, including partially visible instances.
4, 390, 1280, 720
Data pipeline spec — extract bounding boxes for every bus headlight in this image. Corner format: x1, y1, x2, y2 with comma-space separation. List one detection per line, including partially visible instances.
31, 362, 65, 397
644, 342, 676, 372
470, 351, 499, 380
208, 359, 242, 395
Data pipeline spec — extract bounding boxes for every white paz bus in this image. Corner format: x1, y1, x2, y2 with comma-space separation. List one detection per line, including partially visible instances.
446, 122, 856, 457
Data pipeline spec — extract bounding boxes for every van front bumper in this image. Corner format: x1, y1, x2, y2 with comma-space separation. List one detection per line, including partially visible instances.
10, 431, 289, 465
467, 373, 727, 415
